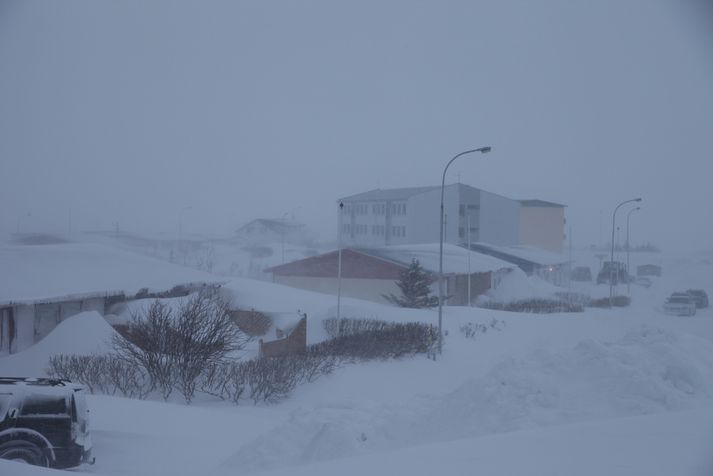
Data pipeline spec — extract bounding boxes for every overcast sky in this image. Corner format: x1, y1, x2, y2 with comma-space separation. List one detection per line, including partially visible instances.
1, 0, 712, 252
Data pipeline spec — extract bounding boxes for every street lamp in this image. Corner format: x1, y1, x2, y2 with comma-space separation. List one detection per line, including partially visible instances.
626, 206, 641, 296
438, 146, 491, 355
609, 197, 642, 304
337, 202, 344, 323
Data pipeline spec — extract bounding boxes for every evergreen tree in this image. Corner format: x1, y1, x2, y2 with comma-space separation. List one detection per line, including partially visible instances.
383, 259, 439, 308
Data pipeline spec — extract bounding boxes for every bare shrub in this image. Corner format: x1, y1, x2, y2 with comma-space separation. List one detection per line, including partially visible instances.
323, 317, 391, 338
47, 354, 151, 399
112, 291, 250, 403
478, 298, 583, 313
315, 320, 438, 360
589, 296, 631, 308
112, 299, 174, 399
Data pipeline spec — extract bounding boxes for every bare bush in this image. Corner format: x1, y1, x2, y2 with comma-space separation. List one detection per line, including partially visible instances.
589, 296, 631, 308
112, 291, 250, 403
47, 354, 151, 399
49, 317, 434, 406
478, 298, 583, 313
323, 317, 391, 338
314, 320, 438, 360
112, 299, 174, 399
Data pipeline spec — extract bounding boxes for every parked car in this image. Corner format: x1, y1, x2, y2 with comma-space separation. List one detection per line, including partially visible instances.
686, 289, 709, 309
597, 261, 629, 285
663, 292, 697, 316
0, 378, 93, 468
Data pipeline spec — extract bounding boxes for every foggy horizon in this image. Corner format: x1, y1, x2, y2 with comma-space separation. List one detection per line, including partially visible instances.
2, 0, 712, 253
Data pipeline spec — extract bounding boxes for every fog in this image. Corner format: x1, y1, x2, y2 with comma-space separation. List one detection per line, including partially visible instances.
1, 0, 712, 252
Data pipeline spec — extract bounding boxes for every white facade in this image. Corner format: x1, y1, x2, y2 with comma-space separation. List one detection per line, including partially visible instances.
338, 184, 520, 248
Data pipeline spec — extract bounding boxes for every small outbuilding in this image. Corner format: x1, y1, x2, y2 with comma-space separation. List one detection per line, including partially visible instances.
265, 243, 514, 306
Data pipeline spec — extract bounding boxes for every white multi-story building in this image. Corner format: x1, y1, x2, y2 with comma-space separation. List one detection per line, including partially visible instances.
337, 184, 520, 248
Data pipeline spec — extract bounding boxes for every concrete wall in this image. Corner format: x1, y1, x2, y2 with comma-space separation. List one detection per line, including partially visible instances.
275, 275, 401, 305
520, 206, 565, 253
479, 190, 520, 246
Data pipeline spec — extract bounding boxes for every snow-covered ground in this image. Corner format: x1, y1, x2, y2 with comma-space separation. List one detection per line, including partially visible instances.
1, 244, 713, 475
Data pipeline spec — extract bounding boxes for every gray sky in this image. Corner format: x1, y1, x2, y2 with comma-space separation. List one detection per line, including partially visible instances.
1, 0, 712, 252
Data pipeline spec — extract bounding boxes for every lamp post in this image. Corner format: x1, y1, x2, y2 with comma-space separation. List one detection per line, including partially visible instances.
626, 206, 640, 296
438, 146, 491, 355
609, 198, 642, 304
337, 202, 344, 323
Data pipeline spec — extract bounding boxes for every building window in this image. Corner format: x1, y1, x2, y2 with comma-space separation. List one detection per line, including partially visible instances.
467, 204, 480, 210
459, 227, 465, 238
459, 204, 465, 217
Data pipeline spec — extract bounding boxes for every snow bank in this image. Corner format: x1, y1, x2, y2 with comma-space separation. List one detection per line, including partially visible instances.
0, 311, 118, 376
219, 325, 713, 473
484, 267, 562, 302
0, 242, 219, 304
419, 326, 713, 441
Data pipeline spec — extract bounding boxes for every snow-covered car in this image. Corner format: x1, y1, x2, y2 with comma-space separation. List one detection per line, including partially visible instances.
0, 378, 93, 468
663, 292, 697, 316
686, 289, 709, 309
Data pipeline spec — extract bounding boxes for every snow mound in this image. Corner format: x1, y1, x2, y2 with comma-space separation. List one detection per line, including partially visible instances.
0, 311, 118, 377
419, 325, 713, 441
483, 267, 562, 302
220, 326, 713, 473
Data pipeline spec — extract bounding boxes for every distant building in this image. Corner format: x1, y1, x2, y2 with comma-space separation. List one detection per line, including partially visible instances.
519, 200, 567, 253
235, 219, 317, 246
337, 184, 520, 248
265, 243, 514, 306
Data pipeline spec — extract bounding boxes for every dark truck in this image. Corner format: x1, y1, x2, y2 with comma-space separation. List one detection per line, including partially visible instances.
0, 378, 93, 468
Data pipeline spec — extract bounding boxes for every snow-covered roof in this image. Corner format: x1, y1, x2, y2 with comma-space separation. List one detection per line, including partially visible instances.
360, 243, 514, 275
339, 183, 517, 204
339, 186, 441, 202
519, 199, 566, 208
471, 242, 570, 266
0, 243, 221, 305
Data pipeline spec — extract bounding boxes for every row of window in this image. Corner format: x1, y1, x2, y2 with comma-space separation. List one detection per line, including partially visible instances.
392, 225, 406, 237
344, 202, 407, 216
342, 223, 407, 238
